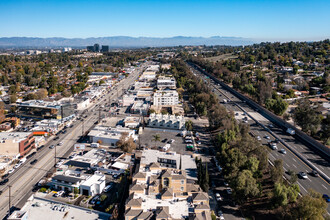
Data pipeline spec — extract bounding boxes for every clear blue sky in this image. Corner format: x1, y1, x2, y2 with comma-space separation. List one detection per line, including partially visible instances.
1, 0, 329, 41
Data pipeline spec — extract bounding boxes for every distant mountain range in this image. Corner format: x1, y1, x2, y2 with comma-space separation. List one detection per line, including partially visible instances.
0, 36, 255, 48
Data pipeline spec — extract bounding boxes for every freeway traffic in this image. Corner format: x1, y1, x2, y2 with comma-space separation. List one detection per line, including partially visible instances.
188, 64, 330, 212
0, 65, 142, 219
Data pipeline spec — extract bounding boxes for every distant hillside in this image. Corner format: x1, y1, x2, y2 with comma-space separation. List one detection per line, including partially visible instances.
0, 36, 255, 48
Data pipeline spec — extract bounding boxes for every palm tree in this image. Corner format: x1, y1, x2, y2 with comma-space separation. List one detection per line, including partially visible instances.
152, 134, 161, 148
152, 134, 161, 142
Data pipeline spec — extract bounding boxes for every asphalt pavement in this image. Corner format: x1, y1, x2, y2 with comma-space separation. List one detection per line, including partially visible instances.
189, 65, 330, 214
0, 66, 142, 219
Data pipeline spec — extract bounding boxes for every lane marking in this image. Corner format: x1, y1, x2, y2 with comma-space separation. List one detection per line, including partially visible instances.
297, 182, 307, 193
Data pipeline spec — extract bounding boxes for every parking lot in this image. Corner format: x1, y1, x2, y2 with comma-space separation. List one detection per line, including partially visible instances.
139, 127, 188, 154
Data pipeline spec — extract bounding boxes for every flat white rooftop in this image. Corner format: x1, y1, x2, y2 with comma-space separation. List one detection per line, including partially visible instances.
81, 173, 105, 187
12, 193, 111, 220
133, 193, 189, 219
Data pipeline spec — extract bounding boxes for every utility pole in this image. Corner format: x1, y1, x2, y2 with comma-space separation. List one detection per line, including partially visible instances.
8, 185, 12, 216
98, 105, 101, 123
61, 106, 64, 124
54, 145, 57, 167
82, 120, 84, 136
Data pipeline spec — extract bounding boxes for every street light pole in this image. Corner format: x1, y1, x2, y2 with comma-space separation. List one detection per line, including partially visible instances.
82, 120, 84, 136
54, 145, 57, 167
8, 185, 11, 216
98, 105, 101, 123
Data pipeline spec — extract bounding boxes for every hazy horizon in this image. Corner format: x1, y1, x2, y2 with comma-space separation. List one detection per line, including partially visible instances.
1, 0, 329, 42
0, 36, 329, 44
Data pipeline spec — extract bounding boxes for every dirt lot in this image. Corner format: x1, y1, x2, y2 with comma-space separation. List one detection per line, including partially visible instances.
204, 53, 238, 63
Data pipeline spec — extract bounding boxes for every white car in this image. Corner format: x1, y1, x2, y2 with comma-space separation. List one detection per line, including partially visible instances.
185, 139, 193, 144
257, 136, 261, 141
269, 142, 277, 150
280, 149, 287, 154
103, 183, 113, 192
14, 163, 21, 169
299, 172, 308, 179
265, 135, 270, 140
58, 142, 63, 146
8, 169, 14, 174
215, 193, 222, 201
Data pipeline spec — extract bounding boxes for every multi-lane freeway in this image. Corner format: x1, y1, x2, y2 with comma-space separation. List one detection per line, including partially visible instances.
188, 64, 330, 213
0, 66, 142, 219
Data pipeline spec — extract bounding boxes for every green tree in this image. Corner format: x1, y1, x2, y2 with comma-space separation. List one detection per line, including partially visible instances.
74, 187, 79, 195
99, 79, 105, 85
271, 159, 284, 183
116, 132, 136, 152
287, 89, 296, 98
293, 99, 322, 134
291, 189, 327, 220
265, 98, 288, 116
272, 182, 299, 208
25, 93, 37, 100
185, 120, 193, 131
272, 182, 288, 207
9, 95, 17, 103
152, 134, 161, 143
61, 90, 72, 97
233, 169, 260, 203
321, 115, 330, 145
245, 156, 259, 176
35, 88, 48, 99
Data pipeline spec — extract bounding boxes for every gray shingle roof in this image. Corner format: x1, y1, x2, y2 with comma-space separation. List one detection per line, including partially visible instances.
156, 206, 171, 218
126, 198, 143, 207
133, 172, 146, 179
161, 187, 173, 197
125, 208, 142, 217
130, 183, 145, 191
192, 192, 209, 201
137, 211, 153, 220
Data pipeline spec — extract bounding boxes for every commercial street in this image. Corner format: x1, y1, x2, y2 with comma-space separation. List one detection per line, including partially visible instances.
0, 66, 142, 219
